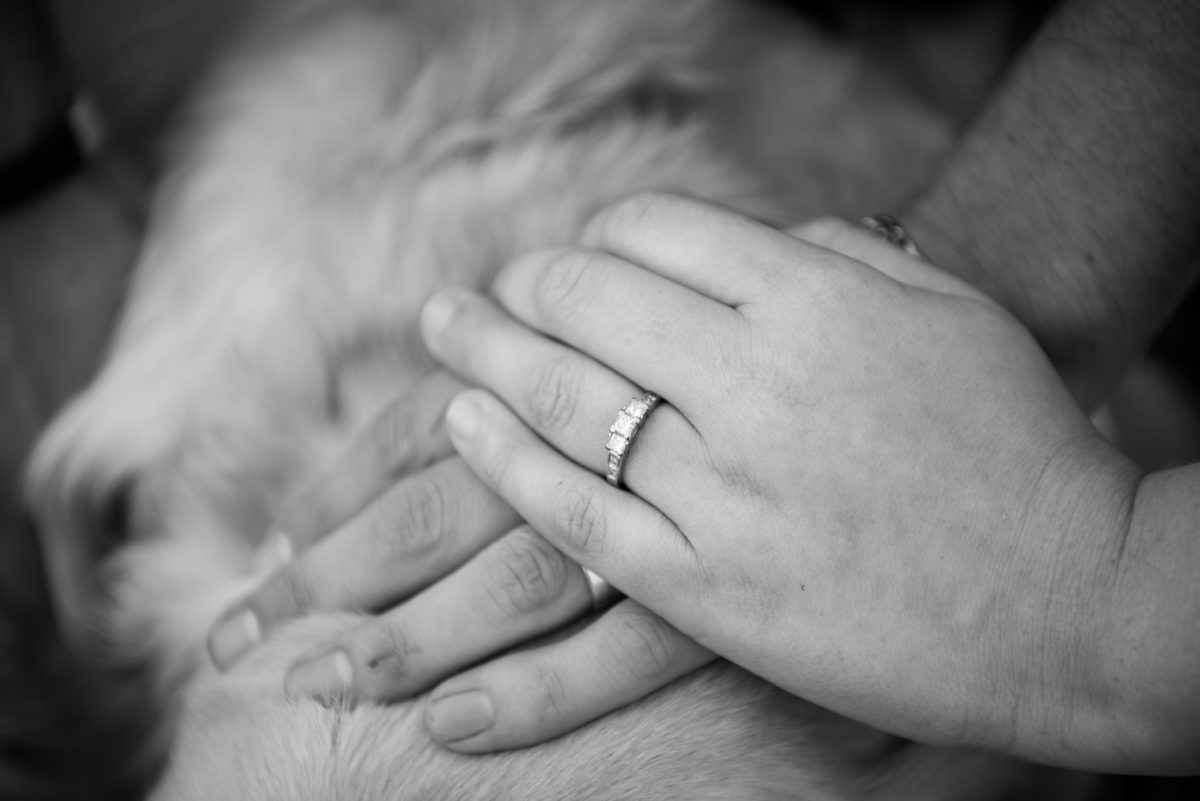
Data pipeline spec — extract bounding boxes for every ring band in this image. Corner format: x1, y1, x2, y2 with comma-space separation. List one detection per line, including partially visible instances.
605, 391, 661, 489
581, 566, 619, 610
860, 214, 925, 260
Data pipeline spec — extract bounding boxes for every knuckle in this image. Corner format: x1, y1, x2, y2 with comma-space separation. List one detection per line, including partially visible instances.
608, 607, 680, 682
525, 354, 583, 435
555, 483, 607, 558
528, 661, 572, 725
711, 329, 753, 383
595, 191, 674, 239
374, 476, 448, 559
262, 565, 319, 619
396, 477, 449, 555
354, 623, 424, 688
368, 403, 416, 477
534, 249, 601, 323
484, 529, 571, 617
479, 430, 519, 492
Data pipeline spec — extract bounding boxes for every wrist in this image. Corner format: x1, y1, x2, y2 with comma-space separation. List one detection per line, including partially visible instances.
1082, 465, 1200, 773
1044, 447, 1144, 770
999, 442, 1200, 774
983, 434, 1143, 769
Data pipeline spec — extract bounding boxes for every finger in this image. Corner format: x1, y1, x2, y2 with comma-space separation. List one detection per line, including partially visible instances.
788, 217, 990, 301
264, 371, 466, 559
421, 288, 714, 510
207, 457, 519, 669
282, 525, 593, 703
487, 245, 744, 420
424, 600, 715, 752
579, 192, 801, 306
445, 389, 699, 614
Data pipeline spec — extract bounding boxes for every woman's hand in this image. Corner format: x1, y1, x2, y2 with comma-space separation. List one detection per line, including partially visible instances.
419, 193, 1143, 766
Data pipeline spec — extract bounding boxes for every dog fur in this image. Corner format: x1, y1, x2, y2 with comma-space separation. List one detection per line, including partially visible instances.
24, 0, 1088, 797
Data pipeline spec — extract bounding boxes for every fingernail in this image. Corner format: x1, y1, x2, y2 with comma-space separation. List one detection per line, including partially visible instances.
420, 290, 460, 343
285, 650, 354, 703
445, 395, 480, 440
208, 609, 261, 668
428, 690, 495, 743
252, 531, 293, 573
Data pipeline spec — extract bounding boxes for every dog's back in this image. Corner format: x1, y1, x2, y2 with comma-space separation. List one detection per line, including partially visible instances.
25, 1, 1085, 798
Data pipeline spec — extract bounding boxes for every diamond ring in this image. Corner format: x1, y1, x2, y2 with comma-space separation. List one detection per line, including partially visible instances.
605, 391, 662, 489
860, 213, 925, 260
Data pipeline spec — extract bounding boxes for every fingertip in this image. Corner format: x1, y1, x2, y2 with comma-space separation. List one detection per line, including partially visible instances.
425, 688, 497, 750
489, 248, 568, 327
272, 492, 334, 549
284, 649, 355, 706
419, 287, 469, 353
251, 530, 294, 574
446, 389, 511, 439
444, 392, 482, 443
207, 608, 261, 670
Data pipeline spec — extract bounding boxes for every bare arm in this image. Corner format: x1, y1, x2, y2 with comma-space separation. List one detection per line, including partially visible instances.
906, 0, 1200, 408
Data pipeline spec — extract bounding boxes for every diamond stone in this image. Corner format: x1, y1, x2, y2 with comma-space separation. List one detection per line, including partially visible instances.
606, 432, 628, 454
612, 413, 637, 437
626, 399, 649, 417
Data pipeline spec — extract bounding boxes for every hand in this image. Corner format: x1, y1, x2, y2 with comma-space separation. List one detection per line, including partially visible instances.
420, 193, 1143, 766
207, 371, 522, 667
204, 366, 712, 748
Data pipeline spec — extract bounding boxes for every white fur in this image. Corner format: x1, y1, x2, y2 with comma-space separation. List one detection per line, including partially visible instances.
25, 0, 1087, 797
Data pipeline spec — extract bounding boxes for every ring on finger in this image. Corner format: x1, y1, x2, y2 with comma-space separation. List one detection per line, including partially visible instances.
605, 391, 662, 489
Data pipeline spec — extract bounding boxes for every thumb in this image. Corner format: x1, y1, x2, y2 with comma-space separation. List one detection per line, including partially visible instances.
788, 217, 990, 303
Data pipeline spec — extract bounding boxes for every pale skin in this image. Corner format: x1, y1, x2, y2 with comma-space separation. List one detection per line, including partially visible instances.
205, 0, 1200, 772
209, 193, 1200, 771
419, 195, 1200, 771
205, 194, 1200, 771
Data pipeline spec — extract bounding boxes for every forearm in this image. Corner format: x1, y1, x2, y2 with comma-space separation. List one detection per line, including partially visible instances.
905, 0, 1200, 408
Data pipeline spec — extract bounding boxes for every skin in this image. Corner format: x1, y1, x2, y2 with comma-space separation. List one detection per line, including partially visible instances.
420, 195, 1199, 771
211, 194, 1200, 772
207, 0, 1200, 772
904, 0, 1200, 409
